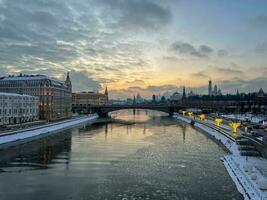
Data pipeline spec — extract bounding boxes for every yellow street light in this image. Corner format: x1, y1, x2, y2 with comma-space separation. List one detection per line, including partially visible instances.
229, 122, 241, 134
215, 117, 223, 126
187, 112, 193, 117
198, 114, 205, 121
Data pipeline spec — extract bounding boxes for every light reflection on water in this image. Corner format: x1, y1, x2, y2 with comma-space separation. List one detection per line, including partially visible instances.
0, 110, 242, 200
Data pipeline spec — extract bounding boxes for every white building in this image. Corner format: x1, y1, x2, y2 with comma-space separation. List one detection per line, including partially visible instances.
0, 92, 39, 126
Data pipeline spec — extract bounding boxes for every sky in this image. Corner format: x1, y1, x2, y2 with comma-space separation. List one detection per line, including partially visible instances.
0, 0, 267, 99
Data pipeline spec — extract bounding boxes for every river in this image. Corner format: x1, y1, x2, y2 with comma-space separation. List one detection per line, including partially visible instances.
0, 110, 242, 200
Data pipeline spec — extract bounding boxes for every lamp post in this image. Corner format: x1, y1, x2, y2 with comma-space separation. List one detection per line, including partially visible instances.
198, 114, 205, 121
187, 112, 193, 117
229, 121, 241, 138
215, 117, 223, 126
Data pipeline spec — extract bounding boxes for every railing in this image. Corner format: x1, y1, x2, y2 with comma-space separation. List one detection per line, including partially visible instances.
0, 114, 98, 137
226, 156, 266, 200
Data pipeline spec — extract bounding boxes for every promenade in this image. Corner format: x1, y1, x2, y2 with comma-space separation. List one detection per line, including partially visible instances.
0, 114, 99, 148
173, 113, 267, 200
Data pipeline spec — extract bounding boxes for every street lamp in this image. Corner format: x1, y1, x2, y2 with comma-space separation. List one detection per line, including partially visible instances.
229, 122, 241, 137
198, 114, 205, 121
182, 111, 186, 116
215, 117, 223, 126
187, 112, 193, 117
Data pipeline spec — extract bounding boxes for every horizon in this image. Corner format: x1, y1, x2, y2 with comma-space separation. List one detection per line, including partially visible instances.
0, 0, 267, 99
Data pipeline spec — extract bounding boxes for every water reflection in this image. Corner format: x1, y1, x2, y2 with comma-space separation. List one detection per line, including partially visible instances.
0, 131, 72, 173
0, 109, 242, 200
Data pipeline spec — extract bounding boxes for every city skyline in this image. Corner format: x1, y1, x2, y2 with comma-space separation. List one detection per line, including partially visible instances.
0, 0, 267, 99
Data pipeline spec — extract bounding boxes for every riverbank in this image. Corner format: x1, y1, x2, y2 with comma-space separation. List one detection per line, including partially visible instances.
173, 113, 267, 200
0, 114, 99, 148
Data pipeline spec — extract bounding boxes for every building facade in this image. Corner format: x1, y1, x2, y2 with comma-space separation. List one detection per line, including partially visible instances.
0, 73, 72, 120
72, 91, 108, 106
0, 92, 39, 126
72, 91, 109, 114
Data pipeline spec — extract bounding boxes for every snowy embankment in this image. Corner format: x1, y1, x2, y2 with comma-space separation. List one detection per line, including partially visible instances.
0, 114, 98, 147
173, 114, 238, 154
173, 113, 267, 200
222, 114, 265, 124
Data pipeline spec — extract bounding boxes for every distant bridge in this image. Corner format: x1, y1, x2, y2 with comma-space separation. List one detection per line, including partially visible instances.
72, 104, 182, 117
72, 100, 241, 117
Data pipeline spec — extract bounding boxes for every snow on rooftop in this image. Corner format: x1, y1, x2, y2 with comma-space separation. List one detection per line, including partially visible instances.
0, 92, 37, 98
0, 75, 65, 85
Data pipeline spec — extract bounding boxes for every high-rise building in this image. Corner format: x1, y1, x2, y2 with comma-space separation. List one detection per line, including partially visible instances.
208, 80, 212, 96
0, 73, 72, 120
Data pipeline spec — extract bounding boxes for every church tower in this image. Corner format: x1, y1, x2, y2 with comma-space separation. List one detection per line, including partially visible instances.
182, 87, 186, 100
104, 86, 109, 100
65, 71, 72, 92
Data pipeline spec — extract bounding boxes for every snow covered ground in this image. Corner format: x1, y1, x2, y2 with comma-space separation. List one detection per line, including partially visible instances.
222, 114, 266, 124
0, 114, 98, 147
173, 113, 267, 200
206, 119, 232, 131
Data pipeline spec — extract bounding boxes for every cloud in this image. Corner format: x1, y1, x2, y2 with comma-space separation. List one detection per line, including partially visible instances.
215, 67, 243, 75
69, 70, 101, 92
251, 15, 267, 29
191, 71, 208, 78
0, 0, 155, 89
97, 0, 172, 31
109, 84, 181, 99
218, 77, 267, 93
255, 42, 267, 54
217, 49, 228, 57
170, 41, 213, 58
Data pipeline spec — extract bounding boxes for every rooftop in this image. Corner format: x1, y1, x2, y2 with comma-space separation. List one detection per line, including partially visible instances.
0, 92, 37, 98
0, 74, 66, 86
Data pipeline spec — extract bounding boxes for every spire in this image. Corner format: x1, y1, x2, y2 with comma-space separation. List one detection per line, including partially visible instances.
208, 80, 212, 96
182, 87, 186, 99
133, 95, 136, 105
65, 71, 71, 84
104, 86, 108, 96
65, 72, 72, 92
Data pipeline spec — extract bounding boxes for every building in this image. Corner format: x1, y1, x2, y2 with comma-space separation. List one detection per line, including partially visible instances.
136, 93, 144, 104
0, 92, 39, 126
208, 80, 212, 96
0, 73, 72, 120
208, 80, 222, 96
188, 90, 195, 97
169, 91, 182, 105
182, 87, 186, 100
72, 91, 108, 107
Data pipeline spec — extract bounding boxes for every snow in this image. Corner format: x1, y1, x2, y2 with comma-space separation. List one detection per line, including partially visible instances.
206, 119, 232, 131
222, 114, 265, 124
0, 114, 98, 146
173, 113, 267, 200
0, 92, 35, 97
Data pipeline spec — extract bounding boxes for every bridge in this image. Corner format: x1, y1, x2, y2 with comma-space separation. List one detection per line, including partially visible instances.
72, 100, 242, 117
72, 104, 182, 117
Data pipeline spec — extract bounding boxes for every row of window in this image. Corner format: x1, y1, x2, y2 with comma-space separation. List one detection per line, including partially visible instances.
0, 108, 38, 115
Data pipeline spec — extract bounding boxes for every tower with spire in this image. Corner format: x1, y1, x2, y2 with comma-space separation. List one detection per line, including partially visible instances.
182, 87, 186, 100
65, 71, 72, 92
104, 86, 109, 100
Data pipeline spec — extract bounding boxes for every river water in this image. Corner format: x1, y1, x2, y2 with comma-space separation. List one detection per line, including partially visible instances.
0, 110, 242, 200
